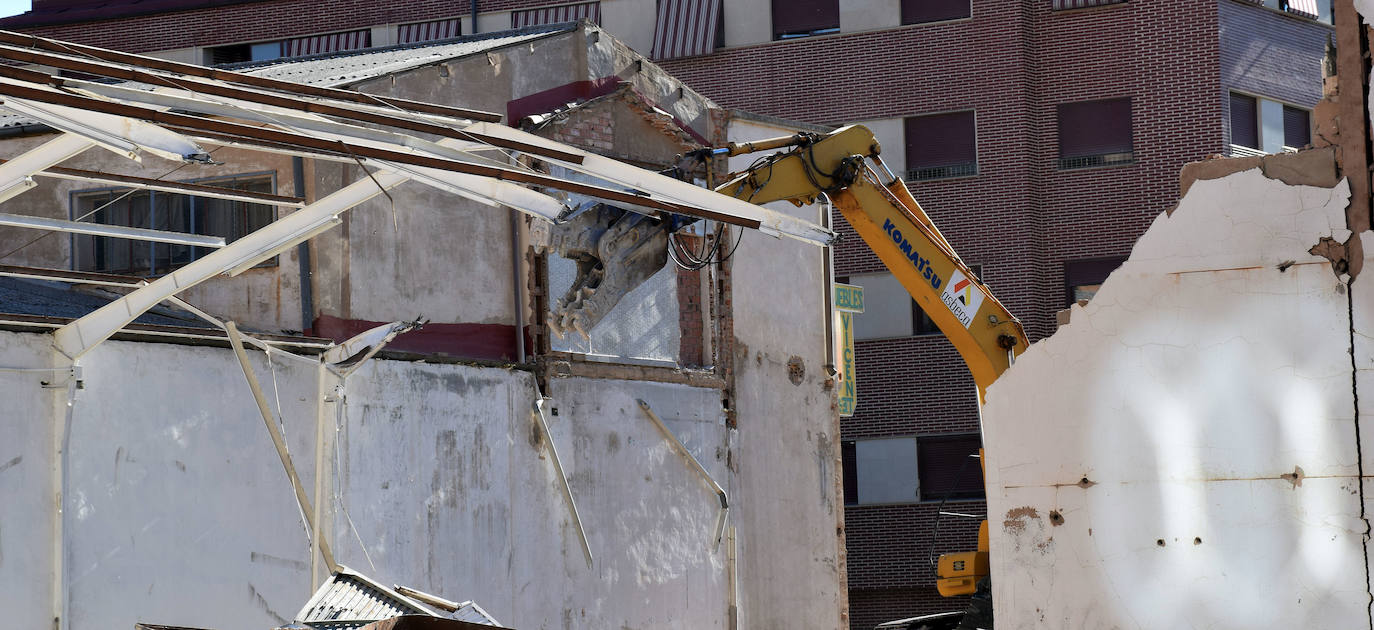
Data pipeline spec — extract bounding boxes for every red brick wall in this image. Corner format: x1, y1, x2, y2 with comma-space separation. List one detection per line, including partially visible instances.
4, 0, 572, 52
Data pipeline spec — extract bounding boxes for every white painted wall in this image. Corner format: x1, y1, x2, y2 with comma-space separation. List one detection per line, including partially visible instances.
0, 332, 749, 630
725, 116, 846, 629
981, 167, 1370, 628
600, 0, 658, 56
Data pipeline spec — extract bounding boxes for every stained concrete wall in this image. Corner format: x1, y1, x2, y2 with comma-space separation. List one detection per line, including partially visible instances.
726, 116, 847, 629
981, 157, 1372, 627
0, 330, 750, 629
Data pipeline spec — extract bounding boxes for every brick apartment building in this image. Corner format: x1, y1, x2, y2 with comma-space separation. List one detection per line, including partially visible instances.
0, 0, 1332, 627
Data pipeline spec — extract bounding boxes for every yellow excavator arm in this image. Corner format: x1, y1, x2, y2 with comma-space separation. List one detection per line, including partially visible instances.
712, 125, 1028, 401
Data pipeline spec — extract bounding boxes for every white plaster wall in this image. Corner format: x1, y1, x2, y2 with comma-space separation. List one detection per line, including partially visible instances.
858, 117, 907, 180
981, 168, 1368, 628
62, 339, 322, 630
723, 0, 773, 47
725, 117, 846, 629
0, 332, 62, 630
0, 331, 748, 630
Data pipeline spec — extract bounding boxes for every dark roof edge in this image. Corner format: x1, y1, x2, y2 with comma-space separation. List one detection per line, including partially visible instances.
220, 22, 580, 74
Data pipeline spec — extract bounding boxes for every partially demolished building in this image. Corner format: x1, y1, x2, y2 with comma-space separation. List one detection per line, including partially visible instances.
0, 23, 848, 630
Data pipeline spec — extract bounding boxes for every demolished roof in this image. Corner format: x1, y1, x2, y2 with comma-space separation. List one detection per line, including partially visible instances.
0, 28, 832, 362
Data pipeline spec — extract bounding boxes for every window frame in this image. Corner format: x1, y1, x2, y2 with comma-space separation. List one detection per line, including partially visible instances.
915, 432, 985, 502
1050, 0, 1128, 10
904, 109, 979, 182
69, 171, 279, 277
840, 432, 986, 506
1228, 91, 1261, 151
1056, 97, 1135, 171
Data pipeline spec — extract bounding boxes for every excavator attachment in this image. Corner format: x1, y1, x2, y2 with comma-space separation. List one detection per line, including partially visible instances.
531, 203, 669, 338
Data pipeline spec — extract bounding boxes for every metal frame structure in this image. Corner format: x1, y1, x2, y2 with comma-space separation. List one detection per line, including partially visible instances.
0, 30, 832, 362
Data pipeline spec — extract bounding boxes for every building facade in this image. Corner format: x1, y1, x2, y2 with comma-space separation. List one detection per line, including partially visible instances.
0, 0, 1333, 627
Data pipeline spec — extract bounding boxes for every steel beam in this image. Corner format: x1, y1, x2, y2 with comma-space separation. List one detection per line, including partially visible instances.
464, 122, 836, 246
0, 92, 208, 163
52, 169, 411, 359
0, 212, 226, 247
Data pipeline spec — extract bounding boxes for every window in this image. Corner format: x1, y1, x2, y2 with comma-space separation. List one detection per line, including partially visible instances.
1051, 0, 1128, 9
1229, 92, 1260, 150
901, 0, 970, 24
282, 29, 371, 57
840, 434, 984, 505
771, 0, 839, 39
905, 110, 977, 181
917, 434, 984, 500
1063, 257, 1125, 305
842, 267, 980, 340
204, 41, 288, 66
73, 174, 277, 276
842, 437, 920, 505
1283, 105, 1311, 150
1056, 97, 1133, 170
652, 0, 724, 60
1229, 92, 1313, 155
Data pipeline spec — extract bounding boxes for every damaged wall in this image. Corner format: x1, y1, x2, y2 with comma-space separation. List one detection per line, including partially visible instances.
981, 150, 1373, 628
0, 330, 746, 630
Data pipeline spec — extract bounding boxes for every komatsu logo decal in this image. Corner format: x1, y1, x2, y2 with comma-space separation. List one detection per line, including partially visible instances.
882, 218, 982, 329
941, 269, 984, 328
881, 218, 943, 291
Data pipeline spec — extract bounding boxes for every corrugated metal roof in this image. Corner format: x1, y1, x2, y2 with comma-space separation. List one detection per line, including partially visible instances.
231, 23, 576, 88
295, 568, 434, 629
0, 276, 210, 327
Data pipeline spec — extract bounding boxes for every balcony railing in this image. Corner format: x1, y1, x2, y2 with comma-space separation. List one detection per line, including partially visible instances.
907, 162, 979, 181
1057, 152, 1135, 170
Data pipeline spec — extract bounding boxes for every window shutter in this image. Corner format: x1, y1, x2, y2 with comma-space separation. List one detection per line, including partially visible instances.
771, 0, 839, 38
905, 111, 977, 180
1283, 105, 1311, 149
1229, 93, 1259, 149
901, 0, 970, 24
917, 435, 984, 500
1057, 98, 1132, 159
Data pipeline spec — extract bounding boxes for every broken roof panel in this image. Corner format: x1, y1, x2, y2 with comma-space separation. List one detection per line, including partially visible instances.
234, 24, 577, 88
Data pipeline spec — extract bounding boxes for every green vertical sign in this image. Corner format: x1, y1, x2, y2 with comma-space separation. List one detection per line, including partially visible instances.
833, 283, 863, 417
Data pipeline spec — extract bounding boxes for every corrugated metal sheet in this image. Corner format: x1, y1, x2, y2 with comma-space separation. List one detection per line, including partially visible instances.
295, 568, 432, 629
235, 24, 574, 88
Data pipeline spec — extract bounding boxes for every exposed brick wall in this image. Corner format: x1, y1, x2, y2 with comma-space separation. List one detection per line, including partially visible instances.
1219, 0, 1332, 146
10, 0, 470, 51
4, 0, 580, 52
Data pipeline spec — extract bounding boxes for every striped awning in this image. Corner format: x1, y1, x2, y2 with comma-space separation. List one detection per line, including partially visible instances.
652, 0, 721, 60
1050, 0, 1127, 9
398, 18, 462, 45
1285, 0, 1319, 18
282, 29, 371, 57
510, 1, 601, 28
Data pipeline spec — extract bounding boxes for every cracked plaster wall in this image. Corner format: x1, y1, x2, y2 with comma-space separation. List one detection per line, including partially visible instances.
982, 164, 1374, 628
